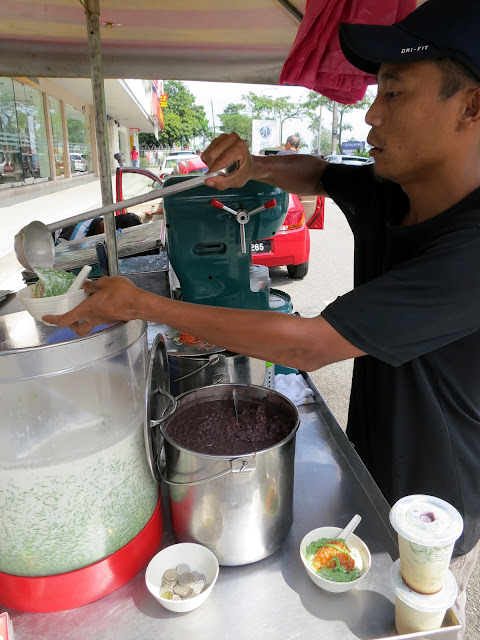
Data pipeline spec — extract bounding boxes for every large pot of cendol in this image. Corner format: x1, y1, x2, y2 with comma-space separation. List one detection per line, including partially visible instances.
0, 313, 174, 612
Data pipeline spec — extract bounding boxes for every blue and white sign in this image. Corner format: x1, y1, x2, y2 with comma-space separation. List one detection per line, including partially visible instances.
341, 140, 365, 153
252, 119, 280, 154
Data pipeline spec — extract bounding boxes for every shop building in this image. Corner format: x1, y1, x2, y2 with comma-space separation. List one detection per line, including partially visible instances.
0, 77, 157, 194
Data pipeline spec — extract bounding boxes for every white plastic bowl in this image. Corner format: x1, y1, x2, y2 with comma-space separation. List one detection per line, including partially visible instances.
300, 526, 371, 593
145, 543, 219, 613
16, 284, 88, 325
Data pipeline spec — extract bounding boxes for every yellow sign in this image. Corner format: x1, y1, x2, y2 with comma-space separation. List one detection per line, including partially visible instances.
160, 93, 168, 108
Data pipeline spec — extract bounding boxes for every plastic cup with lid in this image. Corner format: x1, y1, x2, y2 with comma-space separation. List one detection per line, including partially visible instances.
389, 495, 463, 594
390, 558, 457, 634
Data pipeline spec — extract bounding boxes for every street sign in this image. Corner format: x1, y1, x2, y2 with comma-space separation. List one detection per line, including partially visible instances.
251, 119, 280, 155
341, 140, 365, 153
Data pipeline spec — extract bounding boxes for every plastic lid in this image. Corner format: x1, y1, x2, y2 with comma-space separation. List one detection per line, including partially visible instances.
390, 559, 457, 613
389, 495, 463, 547
249, 265, 269, 275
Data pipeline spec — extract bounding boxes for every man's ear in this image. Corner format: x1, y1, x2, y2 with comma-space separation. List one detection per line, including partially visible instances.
460, 87, 480, 125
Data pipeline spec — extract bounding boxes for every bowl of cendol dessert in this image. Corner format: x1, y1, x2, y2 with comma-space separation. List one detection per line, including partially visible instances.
16, 267, 88, 325
300, 525, 371, 593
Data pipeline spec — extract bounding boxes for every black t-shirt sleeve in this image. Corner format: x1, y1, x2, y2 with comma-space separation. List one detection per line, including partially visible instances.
322, 163, 376, 229
322, 228, 480, 366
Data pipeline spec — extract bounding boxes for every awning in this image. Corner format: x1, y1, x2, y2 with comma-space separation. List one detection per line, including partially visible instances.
0, 0, 306, 84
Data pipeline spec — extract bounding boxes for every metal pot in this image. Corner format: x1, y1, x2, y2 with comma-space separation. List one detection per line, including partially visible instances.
146, 322, 266, 396
168, 352, 266, 396
158, 384, 299, 566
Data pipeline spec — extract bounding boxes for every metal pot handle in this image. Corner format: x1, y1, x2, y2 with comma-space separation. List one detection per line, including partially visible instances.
170, 353, 221, 383
158, 457, 256, 487
150, 386, 176, 427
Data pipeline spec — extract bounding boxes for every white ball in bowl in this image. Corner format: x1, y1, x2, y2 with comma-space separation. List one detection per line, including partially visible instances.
300, 526, 371, 593
145, 543, 219, 613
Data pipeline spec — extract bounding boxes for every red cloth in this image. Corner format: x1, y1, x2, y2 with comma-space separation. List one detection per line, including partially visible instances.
280, 0, 417, 104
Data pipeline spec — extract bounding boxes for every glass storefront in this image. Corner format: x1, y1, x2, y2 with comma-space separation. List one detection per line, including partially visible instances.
49, 96, 65, 179
66, 105, 93, 176
0, 78, 50, 190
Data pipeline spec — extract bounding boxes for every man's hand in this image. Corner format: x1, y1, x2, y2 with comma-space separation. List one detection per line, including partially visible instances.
202, 133, 254, 190
42, 276, 145, 335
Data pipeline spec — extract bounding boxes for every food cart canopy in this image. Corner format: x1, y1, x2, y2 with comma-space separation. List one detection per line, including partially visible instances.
0, 0, 306, 84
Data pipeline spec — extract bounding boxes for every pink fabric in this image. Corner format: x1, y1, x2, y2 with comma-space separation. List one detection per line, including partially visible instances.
280, 0, 417, 104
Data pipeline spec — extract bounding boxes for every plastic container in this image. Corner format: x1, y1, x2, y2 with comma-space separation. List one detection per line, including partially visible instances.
390, 495, 463, 594
0, 318, 168, 611
249, 264, 271, 292
390, 558, 457, 634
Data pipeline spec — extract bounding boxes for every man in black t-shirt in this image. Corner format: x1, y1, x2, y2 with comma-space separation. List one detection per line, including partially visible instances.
45, 0, 480, 633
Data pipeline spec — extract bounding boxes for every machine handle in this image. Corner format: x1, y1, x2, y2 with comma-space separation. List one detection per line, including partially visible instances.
211, 199, 225, 210
264, 198, 277, 209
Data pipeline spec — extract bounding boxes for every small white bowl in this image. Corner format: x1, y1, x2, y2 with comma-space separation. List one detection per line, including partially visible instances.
16, 285, 88, 325
300, 526, 371, 593
145, 543, 219, 613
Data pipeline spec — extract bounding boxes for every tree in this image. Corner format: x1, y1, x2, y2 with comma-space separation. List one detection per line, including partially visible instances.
218, 103, 252, 147
308, 120, 331, 156
241, 92, 306, 142
334, 94, 372, 151
302, 90, 373, 153
139, 81, 209, 149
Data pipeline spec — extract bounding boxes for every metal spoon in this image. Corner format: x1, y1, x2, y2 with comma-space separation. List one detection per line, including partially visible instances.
338, 514, 362, 542
232, 388, 240, 423
14, 162, 239, 272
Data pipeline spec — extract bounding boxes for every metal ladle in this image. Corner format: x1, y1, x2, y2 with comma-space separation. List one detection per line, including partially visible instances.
14, 162, 239, 273
14, 220, 55, 271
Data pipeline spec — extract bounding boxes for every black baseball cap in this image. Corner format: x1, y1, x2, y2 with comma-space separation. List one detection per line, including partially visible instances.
339, 0, 480, 81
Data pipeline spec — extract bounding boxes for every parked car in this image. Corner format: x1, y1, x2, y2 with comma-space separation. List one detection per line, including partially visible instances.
70, 153, 88, 172
159, 153, 197, 182
324, 154, 370, 166
172, 155, 209, 176
0, 151, 23, 182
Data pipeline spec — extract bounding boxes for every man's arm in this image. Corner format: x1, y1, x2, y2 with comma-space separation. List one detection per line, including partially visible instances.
43, 277, 365, 371
201, 133, 331, 197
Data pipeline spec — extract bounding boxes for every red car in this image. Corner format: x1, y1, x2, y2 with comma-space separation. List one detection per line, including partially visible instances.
116, 157, 324, 280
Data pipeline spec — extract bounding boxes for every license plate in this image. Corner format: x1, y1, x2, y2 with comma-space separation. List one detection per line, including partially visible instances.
251, 240, 271, 254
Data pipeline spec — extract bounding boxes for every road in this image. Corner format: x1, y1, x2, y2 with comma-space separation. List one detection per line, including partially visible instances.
269, 197, 479, 639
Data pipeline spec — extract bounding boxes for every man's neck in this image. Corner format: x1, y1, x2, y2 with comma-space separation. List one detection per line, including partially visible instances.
401, 170, 480, 226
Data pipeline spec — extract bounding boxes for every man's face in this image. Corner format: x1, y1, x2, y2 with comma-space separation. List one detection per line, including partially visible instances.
366, 61, 465, 184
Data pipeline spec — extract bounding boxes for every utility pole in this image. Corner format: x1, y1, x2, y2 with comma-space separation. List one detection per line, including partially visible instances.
317, 103, 322, 155
331, 101, 339, 154
211, 100, 216, 135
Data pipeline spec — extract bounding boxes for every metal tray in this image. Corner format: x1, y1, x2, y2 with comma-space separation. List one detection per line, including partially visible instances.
3, 375, 460, 640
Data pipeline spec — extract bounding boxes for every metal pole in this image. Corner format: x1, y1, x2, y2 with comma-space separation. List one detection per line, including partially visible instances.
331, 101, 339, 155
317, 104, 322, 155
211, 99, 216, 135
84, 0, 119, 276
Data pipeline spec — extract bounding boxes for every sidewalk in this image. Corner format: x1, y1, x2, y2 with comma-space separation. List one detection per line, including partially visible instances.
0, 176, 113, 289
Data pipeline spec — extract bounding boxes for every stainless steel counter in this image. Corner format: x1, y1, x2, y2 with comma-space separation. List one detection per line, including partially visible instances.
4, 376, 461, 640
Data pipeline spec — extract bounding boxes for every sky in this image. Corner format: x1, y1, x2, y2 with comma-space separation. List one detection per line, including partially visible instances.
184, 80, 374, 152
